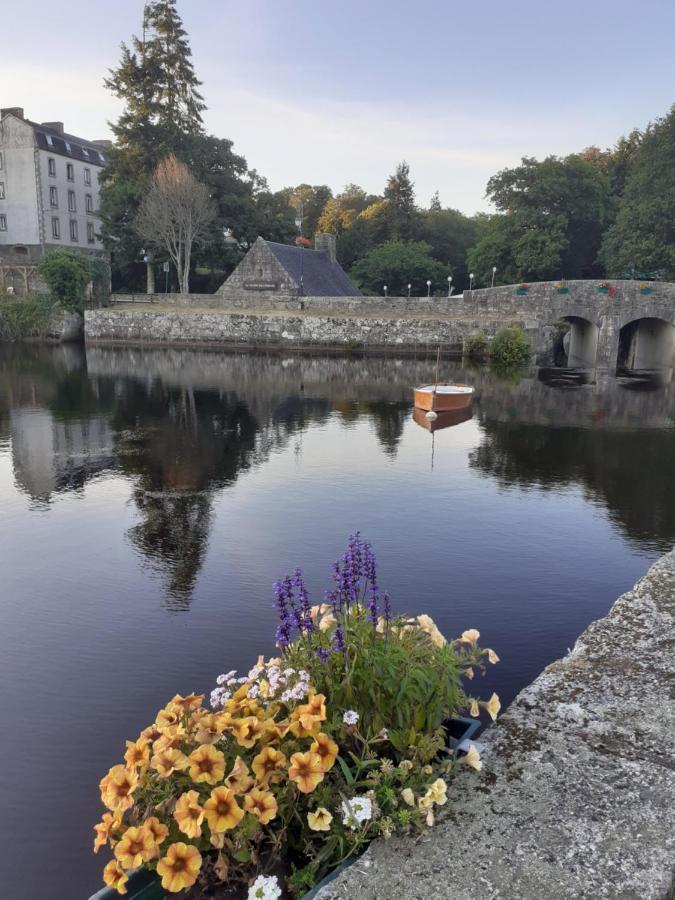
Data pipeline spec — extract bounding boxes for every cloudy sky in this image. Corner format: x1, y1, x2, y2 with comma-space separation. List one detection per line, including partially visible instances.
3, 0, 674, 213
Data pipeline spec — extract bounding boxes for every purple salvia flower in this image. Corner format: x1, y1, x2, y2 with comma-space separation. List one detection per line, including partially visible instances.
315, 647, 330, 663
294, 567, 314, 633
332, 626, 346, 653
368, 589, 378, 626
383, 591, 391, 622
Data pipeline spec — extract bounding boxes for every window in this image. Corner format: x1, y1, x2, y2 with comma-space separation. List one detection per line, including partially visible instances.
98, 152, 105, 163
46, 134, 54, 147
0, 214, 6, 231
0, 151, 3, 170
52, 217, 60, 239
68, 190, 76, 212
87, 222, 95, 244
50, 186, 58, 207
69, 219, 78, 242
65, 141, 72, 154
0, 183, 5, 199
84, 168, 91, 185
85, 194, 93, 214
48, 157, 56, 177
66, 163, 74, 181
82, 148, 90, 159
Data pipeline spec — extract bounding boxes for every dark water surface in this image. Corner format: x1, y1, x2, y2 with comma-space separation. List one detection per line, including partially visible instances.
0, 344, 673, 899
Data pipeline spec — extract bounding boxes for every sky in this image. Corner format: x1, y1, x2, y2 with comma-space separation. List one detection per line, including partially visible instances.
2, 0, 674, 214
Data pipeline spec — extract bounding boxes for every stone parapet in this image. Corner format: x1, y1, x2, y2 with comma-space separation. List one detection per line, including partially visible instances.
317, 550, 675, 900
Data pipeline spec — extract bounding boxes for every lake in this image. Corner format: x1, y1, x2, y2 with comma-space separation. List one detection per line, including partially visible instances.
0, 344, 673, 899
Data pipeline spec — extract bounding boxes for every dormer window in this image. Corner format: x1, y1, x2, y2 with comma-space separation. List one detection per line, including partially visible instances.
82, 148, 90, 159
65, 141, 72, 153
98, 152, 105, 163
46, 134, 54, 147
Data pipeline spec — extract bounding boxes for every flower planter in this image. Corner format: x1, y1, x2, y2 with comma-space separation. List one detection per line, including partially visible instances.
515, 289, 529, 296
639, 288, 654, 295
596, 287, 609, 294
89, 867, 164, 900
555, 287, 570, 294
444, 715, 481, 758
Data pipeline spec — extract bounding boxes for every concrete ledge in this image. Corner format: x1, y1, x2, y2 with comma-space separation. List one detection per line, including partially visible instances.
319, 550, 675, 900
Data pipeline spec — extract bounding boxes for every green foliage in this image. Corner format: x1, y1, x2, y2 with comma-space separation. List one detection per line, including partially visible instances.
419, 206, 478, 289
382, 161, 418, 240
490, 325, 531, 367
350, 240, 448, 296
464, 331, 488, 358
600, 105, 675, 278
89, 256, 111, 305
38, 250, 91, 311
0, 295, 59, 341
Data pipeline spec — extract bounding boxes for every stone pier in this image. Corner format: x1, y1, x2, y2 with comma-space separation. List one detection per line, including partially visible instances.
317, 550, 675, 900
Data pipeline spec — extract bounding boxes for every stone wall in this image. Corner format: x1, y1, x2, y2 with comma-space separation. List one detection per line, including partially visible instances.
318, 549, 675, 900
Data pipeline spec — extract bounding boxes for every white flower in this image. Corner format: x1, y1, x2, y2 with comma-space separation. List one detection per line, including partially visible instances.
341, 796, 373, 829
247, 685, 260, 699
283, 667, 295, 678
247, 666, 263, 681
209, 689, 222, 708
247, 874, 282, 900
343, 710, 359, 726
280, 690, 292, 703
216, 670, 237, 685
378, 728, 389, 740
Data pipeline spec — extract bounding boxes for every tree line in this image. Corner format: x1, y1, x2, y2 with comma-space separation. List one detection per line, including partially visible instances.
100, 1, 675, 295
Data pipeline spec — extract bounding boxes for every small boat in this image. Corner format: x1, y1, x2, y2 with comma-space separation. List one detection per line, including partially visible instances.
412, 405, 473, 432
413, 383, 474, 412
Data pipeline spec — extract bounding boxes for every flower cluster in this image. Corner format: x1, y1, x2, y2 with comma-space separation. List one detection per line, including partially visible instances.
210, 657, 310, 710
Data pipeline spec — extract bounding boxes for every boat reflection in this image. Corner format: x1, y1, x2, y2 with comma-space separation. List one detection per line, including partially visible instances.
412, 405, 473, 432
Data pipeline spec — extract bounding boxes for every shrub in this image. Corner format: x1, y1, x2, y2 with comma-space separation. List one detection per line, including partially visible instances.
463, 331, 488, 358
0, 295, 59, 341
89, 256, 112, 306
38, 249, 91, 312
490, 325, 531, 367
93, 535, 501, 897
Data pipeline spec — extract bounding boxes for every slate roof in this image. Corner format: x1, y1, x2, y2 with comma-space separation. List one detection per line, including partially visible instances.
27, 120, 108, 167
266, 240, 361, 297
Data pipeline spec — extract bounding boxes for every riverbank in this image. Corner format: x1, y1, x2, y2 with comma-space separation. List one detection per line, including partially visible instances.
318, 549, 675, 900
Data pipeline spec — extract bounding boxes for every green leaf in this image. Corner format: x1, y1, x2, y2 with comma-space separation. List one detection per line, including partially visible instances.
336, 754, 355, 785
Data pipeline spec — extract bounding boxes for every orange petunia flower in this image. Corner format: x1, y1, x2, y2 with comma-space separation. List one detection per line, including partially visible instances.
103, 859, 128, 895
114, 825, 156, 869
224, 756, 254, 795
204, 786, 245, 832
156, 842, 202, 893
251, 746, 287, 785
288, 751, 325, 794
124, 738, 151, 771
93, 812, 120, 853
170, 692, 205, 714
142, 816, 169, 852
230, 716, 265, 749
243, 788, 278, 825
155, 704, 183, 730
187, 744, 225, 785
151, 748, 189, 778
193, 712, 227, 745
310, 733, 338, 772
100, 765, 138, 813
174, 790, 204, 839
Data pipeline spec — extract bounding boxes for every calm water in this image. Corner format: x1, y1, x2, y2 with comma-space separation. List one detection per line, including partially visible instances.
1, 344, 673, 900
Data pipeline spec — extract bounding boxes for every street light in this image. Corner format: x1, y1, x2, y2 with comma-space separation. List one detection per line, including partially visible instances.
407, 283, 411, 298
491, 266, 497, 288
469, 272, 475, 291
426, 279, 432, 298
383, 284, 388, 297
447, 275, 453, 298
295, 203, 304, 296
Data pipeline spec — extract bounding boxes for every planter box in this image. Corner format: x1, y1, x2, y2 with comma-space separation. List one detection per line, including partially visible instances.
515, 289, 529, 296
88, 719, 480, 900
639, 288, 654, 295
556, 287, 570, 294
596, 286, 609, 294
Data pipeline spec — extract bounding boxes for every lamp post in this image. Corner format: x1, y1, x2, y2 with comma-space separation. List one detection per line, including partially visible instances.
294, 204, 304, 296
407, 283, 411, 298
141, 248, 154, 294
469, 272, 475, 291
491, 266, 497, 288
447, 275, 453, 298
426, 279, 432, 298
383, 284, 388, 297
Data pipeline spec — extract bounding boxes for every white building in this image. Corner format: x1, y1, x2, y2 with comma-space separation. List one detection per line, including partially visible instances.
0, 106, 108, 270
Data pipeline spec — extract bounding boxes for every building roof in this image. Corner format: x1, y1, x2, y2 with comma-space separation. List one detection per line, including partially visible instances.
26, 118, 108, 167
265, 240, 360, 296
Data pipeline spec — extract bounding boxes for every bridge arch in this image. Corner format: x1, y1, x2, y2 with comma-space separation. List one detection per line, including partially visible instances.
554, 314, 600, 368
617, 316, 674, 373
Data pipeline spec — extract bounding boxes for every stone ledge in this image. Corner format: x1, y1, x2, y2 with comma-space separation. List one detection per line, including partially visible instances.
318, 550, 675, 900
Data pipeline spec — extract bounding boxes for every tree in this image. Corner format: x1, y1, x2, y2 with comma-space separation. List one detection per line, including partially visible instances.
317, 184, 376, 236
285, 184, 333, 237
136, 155, 215, 294
350, 240, 448, 296
419, 205, 478, 290
38, 250, 92, 311
382, 161, 418, 240
600, 106, 675, 278
467, 155, 612, 284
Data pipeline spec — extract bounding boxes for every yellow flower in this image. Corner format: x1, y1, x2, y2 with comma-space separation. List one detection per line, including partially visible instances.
310, 733, 338, 773
139, 723, 163, 744
155, 704, 182, 730
251, 746, 287, 785
100, 766, 138, 813
416, 614, 447, 647
114, 825, 156, 869
188, 744, 226, 785
156, 842, 202, 893
143, 816, 169, 852
93, 812, 120, 853
103, 859, 128, 895
151, 748, 189, 778
170, 692, 205, 714
463, 668, 474, 680
400, 788, 415, 807
291, 694, 326, 736
481, 692, 501, 722
302, 693, 327, 721
461, 743, 482, 771
469, 699, 480, 718
225, 756, 254, 795
210, 831, 225, 849
152, 728, 185, 755
203, 786, 245, 832
230, 716, 265, 748
307, 807, 333, 831
244, 788, 278, 825
426, 778, 448, 805
318, 613, 337, 631
459, 629, 480, 645
288, 751, 325, 794
174, 790, 204, 839
192, 712, 226, 745
398, 760, 413, 773
124, 738, 150, 771
486, 648, 500, 664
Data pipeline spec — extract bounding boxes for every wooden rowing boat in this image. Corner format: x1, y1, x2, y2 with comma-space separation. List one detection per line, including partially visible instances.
413, 383, 474, 412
